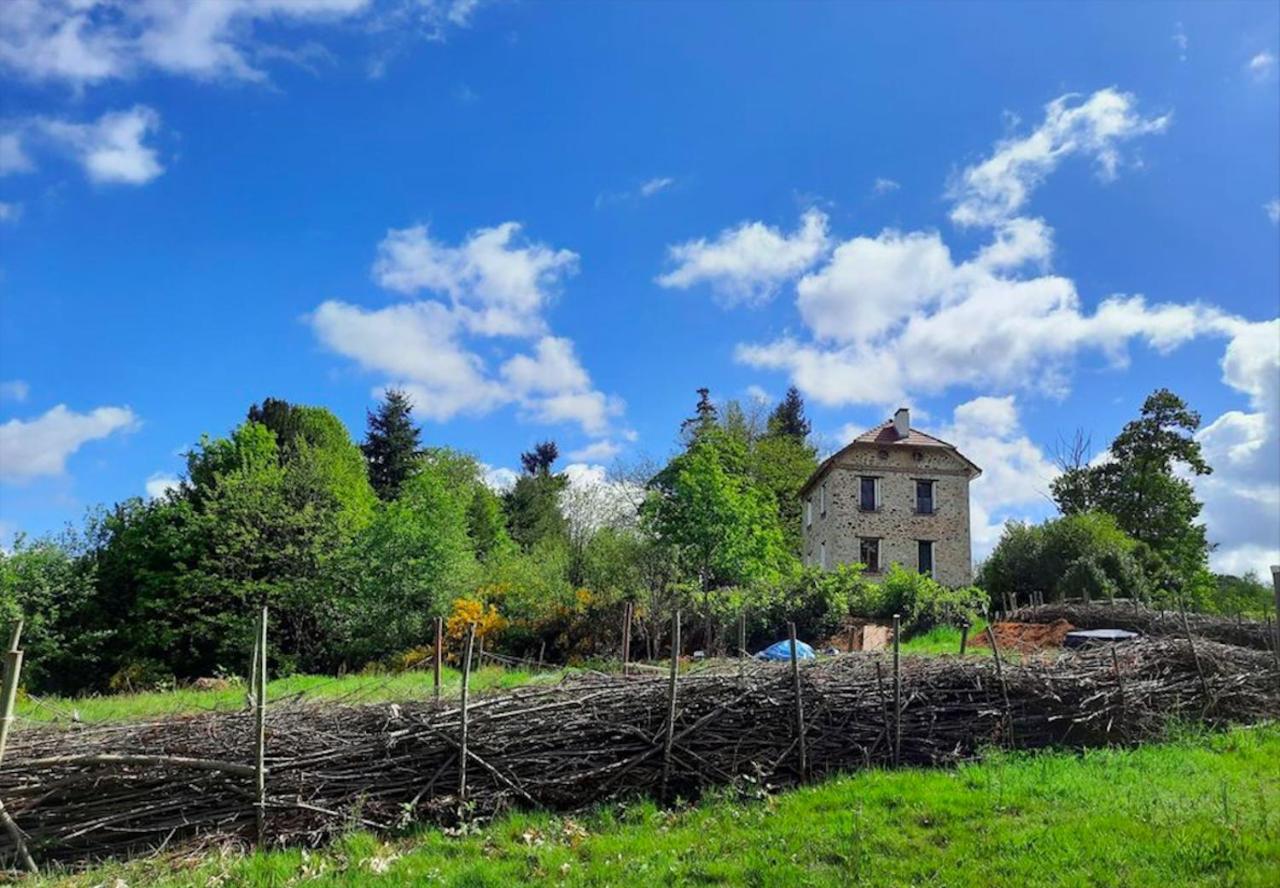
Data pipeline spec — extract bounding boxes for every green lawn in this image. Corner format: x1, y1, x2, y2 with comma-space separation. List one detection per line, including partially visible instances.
16, 665, 567, 727
34, 724, 1280, 887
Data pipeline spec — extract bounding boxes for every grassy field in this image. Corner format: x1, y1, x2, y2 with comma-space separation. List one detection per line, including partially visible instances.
32, 723, 1280, 887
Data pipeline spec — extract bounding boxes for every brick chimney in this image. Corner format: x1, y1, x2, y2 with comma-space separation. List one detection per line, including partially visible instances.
893, 407, 910, 439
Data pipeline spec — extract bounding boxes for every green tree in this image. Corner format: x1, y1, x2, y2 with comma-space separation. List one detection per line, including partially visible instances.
1051, 389, 1212, 585
336, 458, 478, 663
644, 428, 789, 648
505, 441, 568, 550
768, 385, 811, 441
680, 387, 719, 445
362, 389, 422, 500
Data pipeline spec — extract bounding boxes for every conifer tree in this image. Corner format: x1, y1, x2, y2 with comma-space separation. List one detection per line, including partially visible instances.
361, 389, 422, 500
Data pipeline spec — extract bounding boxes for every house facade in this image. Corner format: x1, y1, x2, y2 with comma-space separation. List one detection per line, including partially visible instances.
800, 408, 981, 588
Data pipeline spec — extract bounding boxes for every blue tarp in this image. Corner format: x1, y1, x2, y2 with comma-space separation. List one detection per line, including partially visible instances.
754, 639, 816, 661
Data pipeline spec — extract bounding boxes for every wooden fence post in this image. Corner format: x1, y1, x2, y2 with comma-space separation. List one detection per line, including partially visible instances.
458, 622, 476, 804
739, 611, 747, 660
621, 602, 632, 677
984, 625, 1013, 746
660, 611, 681, 799
537, 640, 546, 671
0, 620, 36, 874
891, 614, 901, 767
1111, 646, 1126, 735
1179, 606, 1210, 701
254, 606, 268, 848
788, 622, 807, 781
1271, 567, 1280, 674
959, 621, 969, 656
433, 616, 443, 704
0, 620, 25, 764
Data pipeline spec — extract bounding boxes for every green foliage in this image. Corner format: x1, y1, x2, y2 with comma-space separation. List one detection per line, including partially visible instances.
361, 388, 422, 500
1210, 572, 1275, 617
466, 484, 511, 561
334, 456, 478, 664
0, 532, 102, 694
979, 511, 1148, 607
872, 564, 989, 634
1052, 388, 1212, 585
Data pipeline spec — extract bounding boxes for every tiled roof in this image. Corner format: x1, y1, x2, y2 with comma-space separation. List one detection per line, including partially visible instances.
800, 419, 981, 495
852, 421, 954, 448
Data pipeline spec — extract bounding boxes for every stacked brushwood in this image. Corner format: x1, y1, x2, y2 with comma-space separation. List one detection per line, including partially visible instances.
1008, 601, 1275, 652
1, 638, 1276, 868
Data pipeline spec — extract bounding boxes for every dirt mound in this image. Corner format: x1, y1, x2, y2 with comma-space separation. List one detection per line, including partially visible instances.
973, 619, 1076, 653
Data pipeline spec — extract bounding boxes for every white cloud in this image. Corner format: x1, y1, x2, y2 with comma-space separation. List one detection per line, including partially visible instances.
871, 177, 900, 195
568, 439, 622, 462
372, 222, 578, 337
145, 472, 180, 499
939, 396, 1060, 559
1265, 199, 1279, 224
0, 404, 138, 482
313, 222, 623, 439
948, 88, 1169, 228
0, 381, 29, 402
480, 463, 517, 492
310, 300, 506, 421
1248, 51, 1277, 81
1194, 319, 1280, 577
745, 384, 771, 404
639, 176, 675, 197
0, 0, 485, 87
1172, 22, 1188, 62
500, 336, 591, 396
656, 208, 830, 305
39, 105, 164, 185
0, 202, 21, 223
0, 133, 34, 175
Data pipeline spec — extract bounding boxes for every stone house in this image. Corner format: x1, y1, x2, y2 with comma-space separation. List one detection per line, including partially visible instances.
799, 408, 981, 587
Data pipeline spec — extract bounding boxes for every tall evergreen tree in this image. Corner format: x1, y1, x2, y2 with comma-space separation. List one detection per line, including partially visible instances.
767, 386, 811, 441
680, 387, 719, 444
505, 441, 568, 549
361, 389, 422, 500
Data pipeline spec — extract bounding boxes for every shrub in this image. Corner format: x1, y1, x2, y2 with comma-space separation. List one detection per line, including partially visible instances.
871, 564, 989, 635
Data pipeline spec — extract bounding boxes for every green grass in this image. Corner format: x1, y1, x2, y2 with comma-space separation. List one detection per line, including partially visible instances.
35, 724, 1280, 887
898, 620, 989, 655
16, 666, 566, 727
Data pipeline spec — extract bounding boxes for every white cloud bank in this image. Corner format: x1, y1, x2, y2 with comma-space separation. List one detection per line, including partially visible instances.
311, 222, 624, 443
0, 404, 138, 482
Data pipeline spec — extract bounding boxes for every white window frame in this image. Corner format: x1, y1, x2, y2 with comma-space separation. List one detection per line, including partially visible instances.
805, 495, 813, 527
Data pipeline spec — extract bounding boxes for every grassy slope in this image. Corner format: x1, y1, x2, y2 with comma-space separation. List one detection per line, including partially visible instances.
39, 724, 1280, 887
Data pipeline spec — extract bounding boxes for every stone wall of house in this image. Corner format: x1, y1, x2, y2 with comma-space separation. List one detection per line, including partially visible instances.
802, 443, 974, 587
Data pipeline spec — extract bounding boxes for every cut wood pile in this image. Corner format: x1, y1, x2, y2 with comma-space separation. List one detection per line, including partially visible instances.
1, 638, 1276, 868
1008, 601, 1275, 651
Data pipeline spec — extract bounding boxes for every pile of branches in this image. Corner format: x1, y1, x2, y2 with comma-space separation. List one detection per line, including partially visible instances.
1008, 600, 1276, 652
2, 638, 1276, 868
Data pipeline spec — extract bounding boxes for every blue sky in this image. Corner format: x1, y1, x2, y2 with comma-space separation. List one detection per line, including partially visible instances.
1, 1, 1277, 574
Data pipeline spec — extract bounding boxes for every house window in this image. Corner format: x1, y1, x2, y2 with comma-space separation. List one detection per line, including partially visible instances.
859, 537, 880, 573
805, 496, 813, 527
918, 540, 934, 575
915, 479, 935, 514
820, 481, 828, 516
859, 476, 878, 511
819, 541, 827, 570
